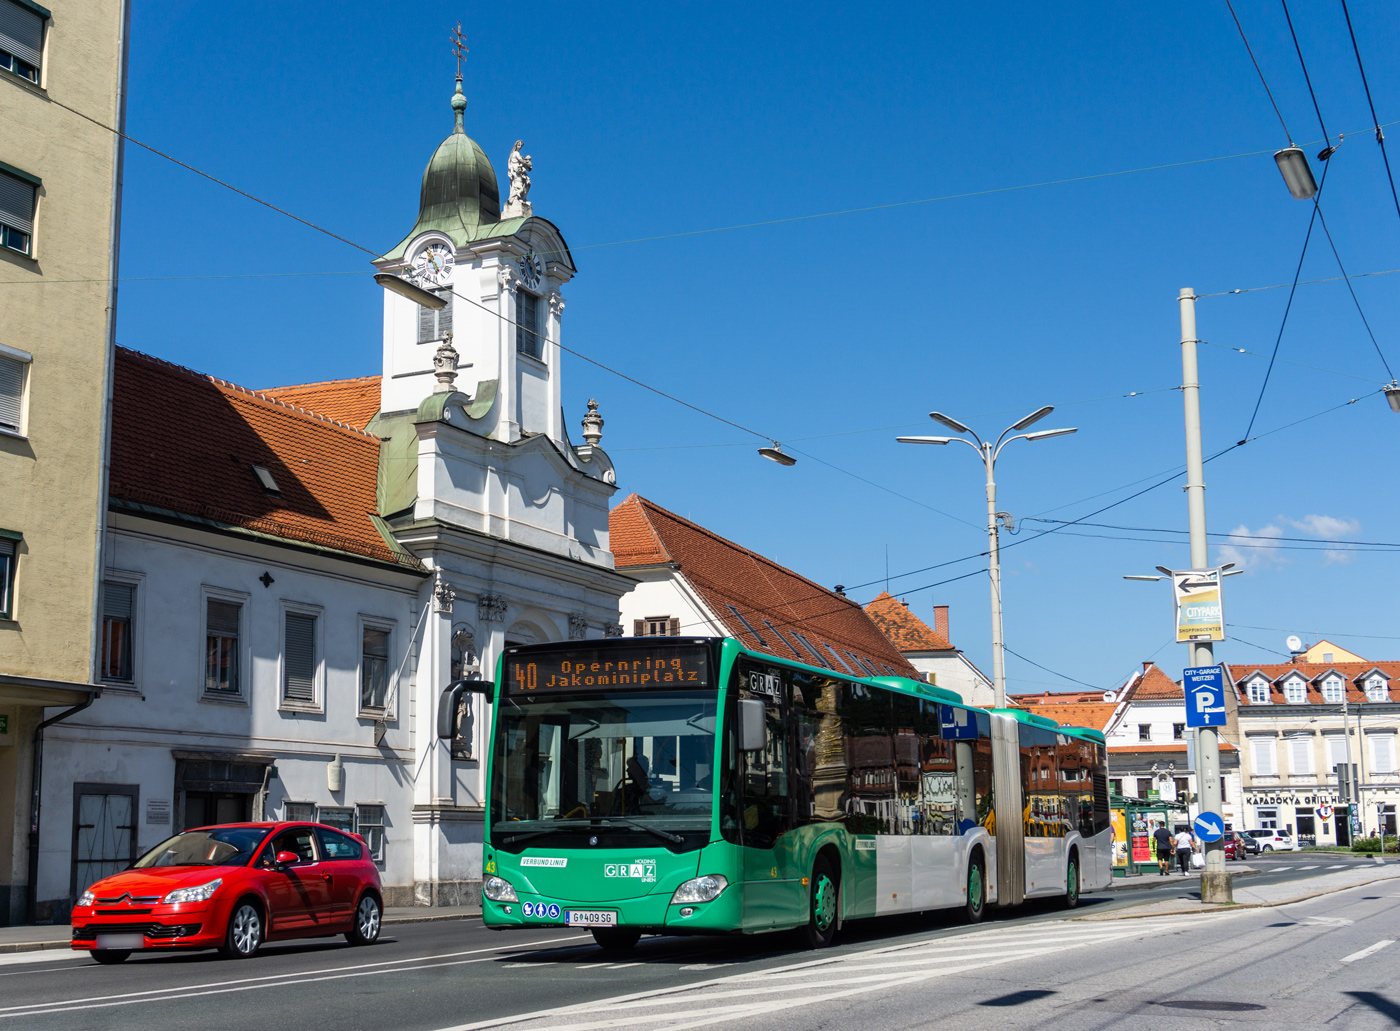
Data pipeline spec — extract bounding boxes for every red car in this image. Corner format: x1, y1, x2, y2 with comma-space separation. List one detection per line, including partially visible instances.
70, 822, 383, 963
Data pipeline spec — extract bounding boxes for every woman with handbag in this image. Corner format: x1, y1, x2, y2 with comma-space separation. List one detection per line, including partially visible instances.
1174, 826, 1196, 875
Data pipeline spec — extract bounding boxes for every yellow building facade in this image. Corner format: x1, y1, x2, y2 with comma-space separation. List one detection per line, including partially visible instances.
0, 0, 129, 923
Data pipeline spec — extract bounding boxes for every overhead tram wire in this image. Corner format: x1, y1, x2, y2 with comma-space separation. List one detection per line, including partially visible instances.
1339, 0, 1400, 231
1225, 0, 1295, 143
1022, 518, 1400, 550
1198, 340, 1385, 385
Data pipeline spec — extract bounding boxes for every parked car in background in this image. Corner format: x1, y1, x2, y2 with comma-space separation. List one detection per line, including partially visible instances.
1222, 831, 1259, 860
70, 823, 383, 964
1245, 828, 1299, 852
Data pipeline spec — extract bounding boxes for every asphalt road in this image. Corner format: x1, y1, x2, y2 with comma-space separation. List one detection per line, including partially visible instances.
3, 851, 1391, 1031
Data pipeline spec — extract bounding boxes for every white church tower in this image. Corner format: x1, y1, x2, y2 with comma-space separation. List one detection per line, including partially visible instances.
372, 71, 633, 906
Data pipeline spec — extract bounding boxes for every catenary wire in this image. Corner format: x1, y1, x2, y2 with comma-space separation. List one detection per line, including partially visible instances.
1022, 518, 1400, 550
1339, 0, 1400, 231
1225, 0, 1295, 143
1228, 622, 1400, 642
1198, 339, 1385, 384
1281, 0, 1331, 145
1003, 646, 1105, 691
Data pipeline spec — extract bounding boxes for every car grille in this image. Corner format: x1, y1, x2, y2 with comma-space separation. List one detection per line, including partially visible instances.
72, 922, 203, 942
94, 894, 162, 905
97, 908, 152, 916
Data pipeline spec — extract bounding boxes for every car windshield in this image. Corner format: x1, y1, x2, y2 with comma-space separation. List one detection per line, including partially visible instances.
134, 827, 271, 868
491, 690, 717, 837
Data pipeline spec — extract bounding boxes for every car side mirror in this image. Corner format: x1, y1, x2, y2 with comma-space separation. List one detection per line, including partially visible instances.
275, 851, 300, 867
437, 678, 495, 739
738, 698, 767, 752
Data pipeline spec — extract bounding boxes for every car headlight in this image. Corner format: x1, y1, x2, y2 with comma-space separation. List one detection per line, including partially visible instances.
161, 878, 223, 904
482, 875, 518, 902
671, 874, 728, 905
77, 890, 95, 907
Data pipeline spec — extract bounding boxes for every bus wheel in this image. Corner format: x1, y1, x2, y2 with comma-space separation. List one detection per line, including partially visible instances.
592, 927, 641, 951
802, 857, 839, 949
1063, 854, 1080, 909
964, 857, 986, 924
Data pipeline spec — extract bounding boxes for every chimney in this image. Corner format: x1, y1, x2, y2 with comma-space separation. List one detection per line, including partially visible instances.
934, 605, 949, 641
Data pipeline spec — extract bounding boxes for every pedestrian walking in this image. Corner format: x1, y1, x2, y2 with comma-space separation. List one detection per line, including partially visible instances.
1174, 826, 1196, 875
1153, 825, 1173, 875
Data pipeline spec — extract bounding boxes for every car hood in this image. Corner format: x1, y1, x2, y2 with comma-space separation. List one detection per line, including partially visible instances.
86, 866, 239, 898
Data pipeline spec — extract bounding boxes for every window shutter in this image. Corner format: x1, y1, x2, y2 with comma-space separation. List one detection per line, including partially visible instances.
633, 619, 644, 637
437, 290, 452, 337
667, 617, 680, 636
103, 582, 134, 621
0, 171, 36, 235
1326, 736, 1348, 770
283, 612, 317, 702
207, 600, 240, 636
1287, 736, 1312, 774
418, 297, 435, 343
0, 2, 43, 69
0, 355, 23, 432
1373, 735, 1396, 774
1251, 738, 1276, 776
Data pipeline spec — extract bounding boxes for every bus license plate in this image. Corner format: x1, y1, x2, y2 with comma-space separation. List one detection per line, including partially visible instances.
565, 910, 616, 927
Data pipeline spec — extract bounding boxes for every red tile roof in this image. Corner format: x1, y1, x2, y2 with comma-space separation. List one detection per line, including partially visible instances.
261, 375, 382, 430
1228, 661, 1399, 705
610, 495, 920, 678
110, 349, 414, 568
1125, 663, 1183, 701
1012, 690, 1113, 706
1109, 742, 1237, 753
1027, 702, 1119, 732
864, 592, 952, 651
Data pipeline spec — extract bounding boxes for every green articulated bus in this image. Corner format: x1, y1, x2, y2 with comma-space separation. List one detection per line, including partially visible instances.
446, 636, 1112, 950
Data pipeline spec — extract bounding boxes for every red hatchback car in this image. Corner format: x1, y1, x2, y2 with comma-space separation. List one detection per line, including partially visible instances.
71, 822, 383, 963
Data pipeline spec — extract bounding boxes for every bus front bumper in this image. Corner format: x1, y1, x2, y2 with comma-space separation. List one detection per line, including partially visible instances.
483, 886, 742, 934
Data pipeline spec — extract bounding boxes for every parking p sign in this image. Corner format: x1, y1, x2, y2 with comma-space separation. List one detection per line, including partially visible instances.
1183, 665, 1226, 728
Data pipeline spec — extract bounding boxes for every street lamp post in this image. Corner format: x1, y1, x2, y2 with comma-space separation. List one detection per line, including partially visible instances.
898, 408, 1077, 709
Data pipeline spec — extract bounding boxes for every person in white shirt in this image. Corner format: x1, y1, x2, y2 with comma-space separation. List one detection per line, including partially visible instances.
1174, 827, 1196, 875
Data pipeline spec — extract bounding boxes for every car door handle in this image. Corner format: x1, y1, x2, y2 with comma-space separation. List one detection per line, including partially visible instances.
322, 874, 332, 883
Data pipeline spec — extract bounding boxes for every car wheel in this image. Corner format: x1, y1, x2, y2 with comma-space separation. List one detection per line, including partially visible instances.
591, 927, 641, 951
964, 855, 986, 924
345, 894, 382, 946
1263, 845, 1273, 852
1062, 854, 1080, 909
219, 900, 264, 959
89, 949, 130, 964
801, 856, 840, 948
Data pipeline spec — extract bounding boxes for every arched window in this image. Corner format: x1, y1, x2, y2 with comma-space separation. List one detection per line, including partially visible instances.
1366, 676, 1389, 702
1284, 678, 1307, 704
1322, 677, 1343, 704
1249, 679, 1271, 705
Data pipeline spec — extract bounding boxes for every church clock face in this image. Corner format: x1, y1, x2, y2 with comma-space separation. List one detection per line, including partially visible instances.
413, 242, 454, 287
518, 249, 543, 289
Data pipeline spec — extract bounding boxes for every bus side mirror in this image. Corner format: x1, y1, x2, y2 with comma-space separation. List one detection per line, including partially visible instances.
437, 678, 495, 739
738, 699, 767, 752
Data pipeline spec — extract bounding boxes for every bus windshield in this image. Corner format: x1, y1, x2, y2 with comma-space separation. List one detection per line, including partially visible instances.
491, 690, 718, 844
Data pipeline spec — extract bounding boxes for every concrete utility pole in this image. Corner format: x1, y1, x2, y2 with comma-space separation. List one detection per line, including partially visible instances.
1179, 287, 1232, 904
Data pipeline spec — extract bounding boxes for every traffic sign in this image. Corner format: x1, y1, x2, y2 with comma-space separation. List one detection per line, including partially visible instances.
1193, 812, 1225, 842
1183, 665, 1227, 728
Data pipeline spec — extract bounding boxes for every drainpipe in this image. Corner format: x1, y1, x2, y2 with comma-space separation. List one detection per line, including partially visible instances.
27, 696, 96, 923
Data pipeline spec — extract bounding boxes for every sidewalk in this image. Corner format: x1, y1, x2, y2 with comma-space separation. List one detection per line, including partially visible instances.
1102, 866, 1260, 891
0, 902, 482, 954
1078, 856, 1399, 920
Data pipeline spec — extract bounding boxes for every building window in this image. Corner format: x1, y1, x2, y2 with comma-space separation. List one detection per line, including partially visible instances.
0, 1, 43, 83
1366, 676, 1389, 703
1138, 724, 1151, 742
516, 289, 542, 359
634, 616, 679, 637
1286, 734, 1313, 775
1249, 679, 1271, 705
416, 288, 452, 342
319, 807, 353, 834
1173, 724, 1185, 740
356, 804, 385, 864
0, 347, 28, 435
360, 624, 391, 712
0, 166, 37, 255
1109, 778, 1123, 796
1284, 678, 1307, 704
1371, 734, 1397, 775
1326, 735, 1349, 772
282, 610, 319, 707
204, 599, 242, 695
1250, 737, 1278, 777
1134, 777, 1153, 798
1322, 677, 1343, 704
1256, 806, 1278, 830
283, 801, 316, 823
0, 530, 17, 620
101, 581, 135, 682
1174, 777, 1190, 800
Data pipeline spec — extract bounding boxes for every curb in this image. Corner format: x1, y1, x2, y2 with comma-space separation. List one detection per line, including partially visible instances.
0, 940, 70, 955
1074, 870, 1400, 921
384, 911, 482, 926
1102, 866, 1260, 892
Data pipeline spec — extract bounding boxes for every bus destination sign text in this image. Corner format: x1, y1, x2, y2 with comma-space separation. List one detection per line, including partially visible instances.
505, 644, 711, 695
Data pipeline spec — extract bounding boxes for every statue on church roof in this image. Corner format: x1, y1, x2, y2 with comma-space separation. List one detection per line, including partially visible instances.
504, 140, 533, 218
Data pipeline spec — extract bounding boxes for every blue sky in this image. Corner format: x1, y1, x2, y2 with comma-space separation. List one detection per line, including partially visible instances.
115, 2, 1400, 693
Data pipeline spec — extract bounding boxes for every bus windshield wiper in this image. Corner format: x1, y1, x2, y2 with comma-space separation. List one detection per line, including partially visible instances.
591, 816, 685, 845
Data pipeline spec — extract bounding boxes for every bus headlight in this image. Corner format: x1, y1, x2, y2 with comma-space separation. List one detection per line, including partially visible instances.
671, 874, 728, 904
482, 875, 519, 903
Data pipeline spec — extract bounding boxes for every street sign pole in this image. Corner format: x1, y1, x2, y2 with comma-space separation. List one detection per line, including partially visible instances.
1179, 288, 1232, 904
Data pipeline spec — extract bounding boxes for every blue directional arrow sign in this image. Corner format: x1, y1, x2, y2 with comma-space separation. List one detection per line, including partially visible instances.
1183, 665, 1227, 728
1193, 811, 1225, 843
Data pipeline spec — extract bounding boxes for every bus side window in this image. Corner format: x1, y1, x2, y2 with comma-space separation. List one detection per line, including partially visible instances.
741, 699, 790, 848
914, 700, 956, 836
841, 682, 894, 835
973, 714, 995, 831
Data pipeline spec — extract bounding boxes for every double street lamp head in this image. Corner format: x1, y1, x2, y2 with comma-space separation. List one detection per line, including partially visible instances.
1010, 405, 1054, 431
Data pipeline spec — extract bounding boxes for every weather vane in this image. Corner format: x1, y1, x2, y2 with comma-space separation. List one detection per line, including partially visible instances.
451, 21, 468, 77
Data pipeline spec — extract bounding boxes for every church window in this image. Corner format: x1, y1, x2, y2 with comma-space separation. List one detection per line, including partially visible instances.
516, 289, 543, 359
417, 289, 452, 343
0, 167, 37, 256
0, 0, 44, 84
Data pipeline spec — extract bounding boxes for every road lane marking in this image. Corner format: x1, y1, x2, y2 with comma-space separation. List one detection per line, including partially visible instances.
0, 934, 591, 1019
1297, 865, 1319, 870
1341, 940, 1395, 963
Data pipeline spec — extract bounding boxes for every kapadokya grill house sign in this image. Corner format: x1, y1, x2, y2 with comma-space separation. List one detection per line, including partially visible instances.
1246, 790, 1343, 806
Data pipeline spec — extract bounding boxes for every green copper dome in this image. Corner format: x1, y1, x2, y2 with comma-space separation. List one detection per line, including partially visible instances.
381, 76, 500, 259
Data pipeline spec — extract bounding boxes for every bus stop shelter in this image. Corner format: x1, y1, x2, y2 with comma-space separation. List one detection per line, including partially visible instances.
1110, 794, 1191, 877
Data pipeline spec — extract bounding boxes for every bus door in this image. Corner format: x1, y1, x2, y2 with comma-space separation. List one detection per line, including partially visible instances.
737, 668, 803, 930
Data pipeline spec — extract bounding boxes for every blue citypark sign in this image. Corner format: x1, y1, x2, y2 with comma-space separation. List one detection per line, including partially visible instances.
1193, 812, 1225, 843
1183, 665, 1227, 728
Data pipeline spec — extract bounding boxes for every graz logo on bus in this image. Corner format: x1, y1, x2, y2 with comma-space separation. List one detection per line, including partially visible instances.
603, 859, 657, 882
747, 670, 781, 700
